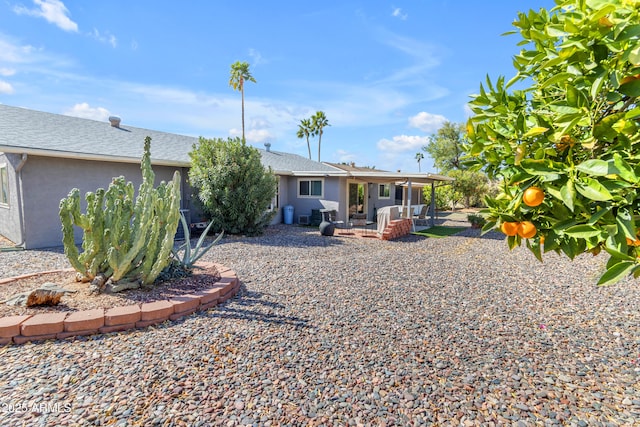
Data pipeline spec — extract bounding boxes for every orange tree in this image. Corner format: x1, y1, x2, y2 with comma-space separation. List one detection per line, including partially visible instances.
466, 0, 640, 285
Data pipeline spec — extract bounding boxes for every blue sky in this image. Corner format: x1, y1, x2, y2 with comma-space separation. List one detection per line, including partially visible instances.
0, 0, 555, 173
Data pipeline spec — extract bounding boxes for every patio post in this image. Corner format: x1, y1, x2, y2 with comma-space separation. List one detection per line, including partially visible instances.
430, 182, 436, 227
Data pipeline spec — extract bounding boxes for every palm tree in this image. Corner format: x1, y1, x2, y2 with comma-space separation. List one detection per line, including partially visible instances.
297, 118, 313, 159
229, 61, 256, 142
415, 152, 424, 172
311, 111, 330, 162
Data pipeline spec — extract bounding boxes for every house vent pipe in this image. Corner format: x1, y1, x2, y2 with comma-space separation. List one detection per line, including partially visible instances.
108, 116, 121, 128
264, 142, 271, 152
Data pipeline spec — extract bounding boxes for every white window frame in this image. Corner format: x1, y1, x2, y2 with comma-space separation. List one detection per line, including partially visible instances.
298, 178, 324, 198
268, 177, 280, 211
378, 183, 390, 199
0, 163, 8, 207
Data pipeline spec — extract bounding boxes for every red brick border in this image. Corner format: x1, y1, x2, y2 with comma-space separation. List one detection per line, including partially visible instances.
0, 262, 238, 345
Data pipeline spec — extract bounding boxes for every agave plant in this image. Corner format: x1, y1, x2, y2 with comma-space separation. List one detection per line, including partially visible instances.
172, 212, 224, 269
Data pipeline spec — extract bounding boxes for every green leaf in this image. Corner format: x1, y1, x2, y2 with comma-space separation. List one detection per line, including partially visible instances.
576, 159, 611, 176
575, 178, 613, 201
540, 72, 573, 89
613, 153, 638, 183
616, 208, 635, 240
589, 3, 616, 22
597, 261, 636, 286
587, 206, 610, 225
564, 224, 603, 238
522, 126, 549, 138
629, 45, 640, 66
560, 180, 576, 211
520, 159, 561, 176
526, 238, 543, 262
591, 73, 606, 99
624, 106, 640, 120
619, 79, 640, 97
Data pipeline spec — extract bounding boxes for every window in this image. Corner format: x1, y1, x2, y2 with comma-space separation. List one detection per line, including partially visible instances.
0, 164, 8, 206
378, 183, 390, 199
298, 178, 323, 198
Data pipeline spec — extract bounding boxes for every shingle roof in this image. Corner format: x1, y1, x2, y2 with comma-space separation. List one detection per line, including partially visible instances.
0, 104, 343, 175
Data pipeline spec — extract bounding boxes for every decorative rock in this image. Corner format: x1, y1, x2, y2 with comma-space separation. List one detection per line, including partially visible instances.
2, 282, 76, 307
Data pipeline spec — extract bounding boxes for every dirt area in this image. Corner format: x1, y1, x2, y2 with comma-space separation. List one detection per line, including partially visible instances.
0, 265, 220, 317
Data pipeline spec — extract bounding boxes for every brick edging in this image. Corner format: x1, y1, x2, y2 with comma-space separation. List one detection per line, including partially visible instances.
0, 262, 239, 345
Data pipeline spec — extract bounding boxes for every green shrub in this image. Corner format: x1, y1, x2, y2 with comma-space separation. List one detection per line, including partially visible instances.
189, 137, 277, 236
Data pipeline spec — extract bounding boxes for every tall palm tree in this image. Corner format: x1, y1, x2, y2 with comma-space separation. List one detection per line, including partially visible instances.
311, 111, 330, 162
229, 61, 256, 142
297, 118, 313, 159
415, 152, 424, 172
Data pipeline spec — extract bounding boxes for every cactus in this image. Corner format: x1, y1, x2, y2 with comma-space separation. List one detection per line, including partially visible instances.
59, 136, 181, 292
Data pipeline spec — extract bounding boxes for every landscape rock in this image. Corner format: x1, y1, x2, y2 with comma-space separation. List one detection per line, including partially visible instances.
2, 282, 76, 307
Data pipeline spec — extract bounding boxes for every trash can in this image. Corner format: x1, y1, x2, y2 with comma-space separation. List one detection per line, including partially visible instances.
283, 205, 294, 225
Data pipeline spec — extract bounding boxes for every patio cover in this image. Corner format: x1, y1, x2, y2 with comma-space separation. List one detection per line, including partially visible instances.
345, 171, 455, 227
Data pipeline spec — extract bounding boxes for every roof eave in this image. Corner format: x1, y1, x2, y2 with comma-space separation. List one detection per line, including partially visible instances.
0, 145, 190, 167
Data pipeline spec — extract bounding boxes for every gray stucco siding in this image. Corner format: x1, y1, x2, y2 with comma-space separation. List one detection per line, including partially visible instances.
283, 176, 342, 224
20, 155, 186, 249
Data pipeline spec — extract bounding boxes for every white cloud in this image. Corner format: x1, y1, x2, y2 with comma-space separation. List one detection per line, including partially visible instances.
335, 149, 357, 163
463, 103, 473, 118
63, 102, 110, 121
371, 29, 441, 86
89, 28, 117, 48
376, 134, 429, 153
0, 68, 16, 76
14, 0, 78, 32
391, 7, 408, 20
248, 48, 265, 66
408, 111, 447, 133
0, 38, 36, 64
0, 80, 14, 94
229, 127, 272, 144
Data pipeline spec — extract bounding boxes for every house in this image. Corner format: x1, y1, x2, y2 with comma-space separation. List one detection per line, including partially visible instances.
0, 104, 452, 249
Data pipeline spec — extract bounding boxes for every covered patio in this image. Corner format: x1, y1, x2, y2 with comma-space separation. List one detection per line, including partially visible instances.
344, 170, 454, 228
321, 165, 455, 240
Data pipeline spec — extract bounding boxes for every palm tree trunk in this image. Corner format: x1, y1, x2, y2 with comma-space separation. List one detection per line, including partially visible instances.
306, 137, 311, 159
317, 131, 322, 162
241, 86, 245, 141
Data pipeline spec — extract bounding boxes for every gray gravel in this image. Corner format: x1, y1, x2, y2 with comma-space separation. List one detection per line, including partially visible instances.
1, 214, 640, 426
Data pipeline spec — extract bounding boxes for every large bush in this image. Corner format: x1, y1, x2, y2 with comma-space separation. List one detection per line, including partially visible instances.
466, 0, 640, 285
189, 137, 277, 236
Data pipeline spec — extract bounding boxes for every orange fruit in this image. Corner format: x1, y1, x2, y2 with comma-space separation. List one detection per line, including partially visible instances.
501, 221, 519, 236
540, 235, 545, 244
626, 237, 640, 246
523, 187, 545, 207
517, 221, 537, 239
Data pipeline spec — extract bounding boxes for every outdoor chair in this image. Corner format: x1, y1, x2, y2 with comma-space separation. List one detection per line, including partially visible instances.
415, 205, 429, 219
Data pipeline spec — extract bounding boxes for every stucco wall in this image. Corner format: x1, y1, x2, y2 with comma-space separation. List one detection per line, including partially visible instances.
0, 153, 22, 244
19, 155, 187, 249
283, 176, 342, 224
367, 183, 397, 220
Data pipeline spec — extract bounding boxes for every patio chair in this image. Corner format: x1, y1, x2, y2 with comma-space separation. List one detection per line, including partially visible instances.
415, 205, 429, 219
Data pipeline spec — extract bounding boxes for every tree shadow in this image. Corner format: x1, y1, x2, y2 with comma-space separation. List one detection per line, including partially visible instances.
208, 286, 309, 328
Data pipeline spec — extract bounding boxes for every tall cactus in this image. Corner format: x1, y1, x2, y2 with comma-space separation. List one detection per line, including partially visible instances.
59, 136, 181, 292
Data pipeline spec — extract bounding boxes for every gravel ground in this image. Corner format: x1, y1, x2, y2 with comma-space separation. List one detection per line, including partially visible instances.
1, 213, 639, 426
